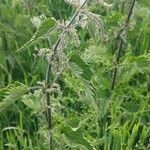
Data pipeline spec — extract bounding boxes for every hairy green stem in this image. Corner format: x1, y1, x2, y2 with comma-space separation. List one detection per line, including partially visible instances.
45, 0, 89, 149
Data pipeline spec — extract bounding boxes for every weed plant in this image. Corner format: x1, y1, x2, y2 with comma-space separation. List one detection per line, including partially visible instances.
0, 0, 150, 150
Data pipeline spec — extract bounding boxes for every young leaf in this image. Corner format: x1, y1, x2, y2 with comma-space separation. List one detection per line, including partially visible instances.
16, 18, 56, 52
21, 89, 46, 114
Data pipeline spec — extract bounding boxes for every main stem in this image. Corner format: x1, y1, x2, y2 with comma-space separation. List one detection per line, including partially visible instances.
45, 1, 88, 149
111, 0, 136, 89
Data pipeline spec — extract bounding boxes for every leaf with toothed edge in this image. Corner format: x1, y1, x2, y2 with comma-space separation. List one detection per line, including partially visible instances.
70, 54, 93, 80
16, 18, 56, 52
0, 82, 28, 113
62, 126, 94, 149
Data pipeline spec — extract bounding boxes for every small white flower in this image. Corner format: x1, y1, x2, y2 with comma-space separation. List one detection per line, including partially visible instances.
65, 0, 85, 7
31, 15, 47, 28
31, 16, 41, 28
38, 48, 50, 57
97, 0, 113, 7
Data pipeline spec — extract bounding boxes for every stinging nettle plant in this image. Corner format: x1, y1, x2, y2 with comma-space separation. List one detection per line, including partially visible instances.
14, 0, 110, 149
1, 0, 149, 149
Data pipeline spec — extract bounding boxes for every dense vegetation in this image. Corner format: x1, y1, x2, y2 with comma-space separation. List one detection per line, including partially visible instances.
0, 0, 150, 149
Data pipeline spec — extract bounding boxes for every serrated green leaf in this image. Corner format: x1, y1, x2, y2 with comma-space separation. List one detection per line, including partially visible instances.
62, 127, 93, 150
123, 101, 140, 113
0, 82, 28, 113
21, 89, 46, 114
16, 18, 56, 52
70, 54, 93, 80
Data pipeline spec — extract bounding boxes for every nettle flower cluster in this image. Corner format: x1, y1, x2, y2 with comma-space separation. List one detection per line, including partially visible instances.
29, 0, 112, 112
65, 0, 113, 7
37, 0, 106, 61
